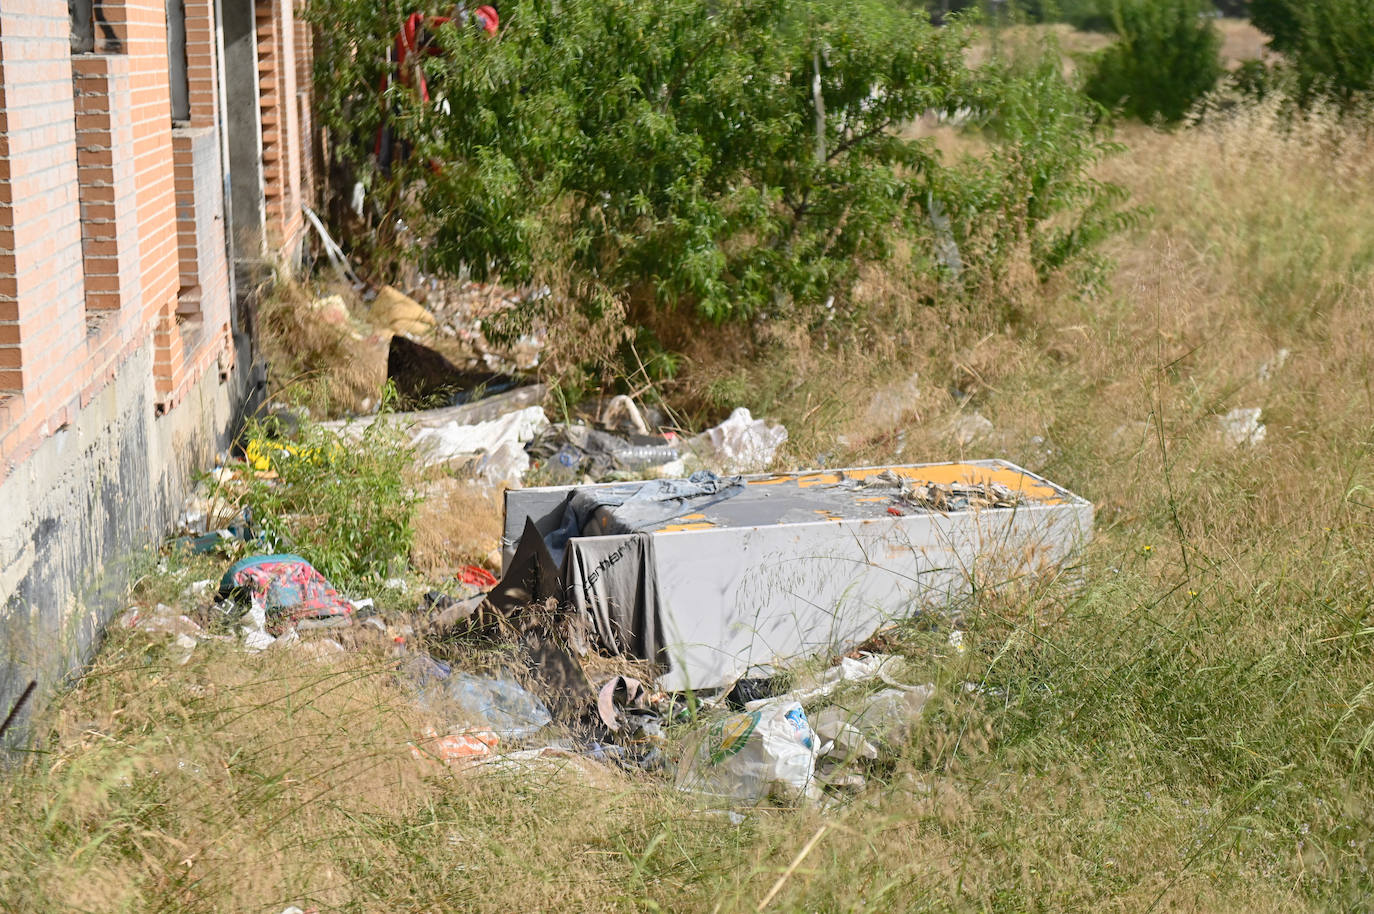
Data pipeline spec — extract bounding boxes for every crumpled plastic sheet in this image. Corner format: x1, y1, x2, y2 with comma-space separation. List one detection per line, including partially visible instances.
675, 699, 819, 806
407, 655, 553, 740
689, 407, 788, 474
410, 405, 550, 482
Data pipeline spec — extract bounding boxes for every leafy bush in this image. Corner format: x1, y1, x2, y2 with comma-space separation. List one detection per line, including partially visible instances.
1250, 0, 1374, 102
309, 0, 1132, 363
955, 52, 1143, 289
1083, 0, 1223, 123
238, 412, 418, 588
1019, 0, 1115, 30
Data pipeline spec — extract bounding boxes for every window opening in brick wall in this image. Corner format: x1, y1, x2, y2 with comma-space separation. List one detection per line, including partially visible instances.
0, 87, 21, 398
166, 0, 191, 123
72, 0, 123, 54
69, 0, 96, 54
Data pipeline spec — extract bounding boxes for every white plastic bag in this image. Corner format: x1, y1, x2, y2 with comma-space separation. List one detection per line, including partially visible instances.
675, 699, 818, 805
821, 684, 934, 750
744, 652, 912, 710
692, 407, 788, 474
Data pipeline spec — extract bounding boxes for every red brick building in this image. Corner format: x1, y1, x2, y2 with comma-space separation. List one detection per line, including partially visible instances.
0, 0, 317, 745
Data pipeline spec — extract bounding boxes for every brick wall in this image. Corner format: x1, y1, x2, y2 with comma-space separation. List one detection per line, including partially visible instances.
0, 0, 90, 466
256, 0, 305, 257
0, 0, 319, 752
0, 0, 317, 470
294, 16, 316, 209
73, 54, 142, 316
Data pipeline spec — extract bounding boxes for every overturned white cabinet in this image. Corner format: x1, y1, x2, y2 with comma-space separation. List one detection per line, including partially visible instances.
502, 460, 1093, 691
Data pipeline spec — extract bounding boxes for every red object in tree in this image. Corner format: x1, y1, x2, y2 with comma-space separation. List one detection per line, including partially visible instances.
375, 6, 500, 163
473, 5, 499, 35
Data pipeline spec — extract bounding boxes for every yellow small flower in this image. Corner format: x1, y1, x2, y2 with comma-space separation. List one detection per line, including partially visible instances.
1188, 589, 1199, 598
1142, 544, 1153, 555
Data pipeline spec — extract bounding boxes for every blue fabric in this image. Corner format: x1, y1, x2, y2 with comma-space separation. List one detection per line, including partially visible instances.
543, 470, 743, 566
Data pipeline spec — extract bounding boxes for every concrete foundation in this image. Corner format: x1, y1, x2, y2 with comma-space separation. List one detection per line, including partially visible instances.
0, 342, 248, 752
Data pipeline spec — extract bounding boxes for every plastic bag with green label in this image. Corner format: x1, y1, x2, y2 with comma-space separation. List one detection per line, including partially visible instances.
675, 699, 818, 805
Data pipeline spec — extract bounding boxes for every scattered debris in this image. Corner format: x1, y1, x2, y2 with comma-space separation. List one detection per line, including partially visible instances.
118, 604, 208, 663
410, 726, 501, 766
527, 424, 683, 483
821, 683, 934, 751
410, 404, 549, 483
675, 699, 819, 805
168, 521, 257, 555
371, 285, 437, 337
1219, 407, 1266, 448
854, 469, 1023, 512
599, 394, 652, 435
386, 335, 522, 410
303, 205, 364, 290
119, 603, 205, 639
174, 469, 245, 538
456, 565, 500, 591
898, 480, 1022, 512
1022, 434, 1055, 472
501, 461, 1089, 691
129, 385, 1092, 816
219, 554, 355, 634
811, 683, 934, 792
863, 371, 921, 428
409, 656, 553, 739
416, 279, 547, 372
323, 385, 548, 439
744, 653, 913, 710
308, 293, 354, 332
182, 578, 218, 600
1258, 348, 1290, 383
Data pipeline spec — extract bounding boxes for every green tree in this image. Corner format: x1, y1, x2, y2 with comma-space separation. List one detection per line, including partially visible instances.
1250, 0, 1374, 101
1083, 0, 1223, 123
309, 0, 1130, 359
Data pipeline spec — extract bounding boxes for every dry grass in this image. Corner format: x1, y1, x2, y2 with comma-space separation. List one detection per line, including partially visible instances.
1217, 18, 1274, 69
5, 74, 1374, 914
410, 475, 506, 573
256, 278, 389, 418
969, 19, 1271, 74
654, 96, 1374, 908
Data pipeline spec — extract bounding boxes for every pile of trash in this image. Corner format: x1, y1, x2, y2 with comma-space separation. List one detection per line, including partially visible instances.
286, 280, 790, 488
854, 470, 1024, 514
123, 537, 935, 811
312, 352, 789, 489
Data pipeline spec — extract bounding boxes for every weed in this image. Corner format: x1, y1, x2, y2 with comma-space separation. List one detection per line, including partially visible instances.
238, 400, 419, 590
1083, 0, 1224, 124
255, 276, 387, 418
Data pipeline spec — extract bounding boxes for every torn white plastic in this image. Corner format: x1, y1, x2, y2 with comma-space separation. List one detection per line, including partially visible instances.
676, 699, 819, 805
744, 653, 914, 710
1219, 407, 1266, 448
689, 407, 788, 474
410, 405, 550, 483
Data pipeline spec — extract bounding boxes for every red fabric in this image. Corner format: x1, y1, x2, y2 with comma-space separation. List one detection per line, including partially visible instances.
223, 555, 354, 634
457, 564, 499, 589
375, 8, 499, 161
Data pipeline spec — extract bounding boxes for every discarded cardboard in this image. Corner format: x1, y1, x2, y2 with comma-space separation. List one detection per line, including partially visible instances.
499, 460, 1092, 691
